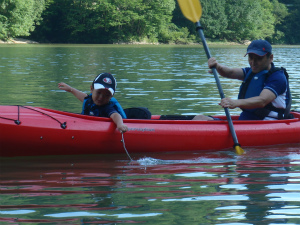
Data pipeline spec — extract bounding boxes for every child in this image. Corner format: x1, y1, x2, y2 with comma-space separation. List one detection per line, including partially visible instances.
58, 73, 128, 133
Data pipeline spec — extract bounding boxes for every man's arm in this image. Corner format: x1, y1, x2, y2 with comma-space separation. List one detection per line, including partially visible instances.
208, 57, 244, 80
220, 89, 276, 109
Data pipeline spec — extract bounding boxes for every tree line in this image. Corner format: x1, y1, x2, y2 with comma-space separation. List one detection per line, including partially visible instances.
1, 0, 299, 44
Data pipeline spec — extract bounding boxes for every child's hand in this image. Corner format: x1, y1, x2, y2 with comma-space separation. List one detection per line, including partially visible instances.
58, 82, 72, 92
110, 113, 128, 133
118, 124, 128, 133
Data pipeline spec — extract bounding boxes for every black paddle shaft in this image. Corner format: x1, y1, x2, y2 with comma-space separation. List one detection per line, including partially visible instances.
196, 22, 225, 99
195, 21, 240, 147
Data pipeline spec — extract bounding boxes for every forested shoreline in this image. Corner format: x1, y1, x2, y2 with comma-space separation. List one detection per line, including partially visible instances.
1, 0, 299, 45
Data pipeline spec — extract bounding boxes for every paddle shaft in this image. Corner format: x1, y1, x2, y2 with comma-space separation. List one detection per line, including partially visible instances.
196, 22, 240, 147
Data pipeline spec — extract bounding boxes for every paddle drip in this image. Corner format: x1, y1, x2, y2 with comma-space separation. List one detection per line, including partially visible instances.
121, 132, 133, 161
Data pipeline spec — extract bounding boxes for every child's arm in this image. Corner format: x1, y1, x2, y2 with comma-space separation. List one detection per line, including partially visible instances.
110, 113, 128, 133
58, 82, 87, 102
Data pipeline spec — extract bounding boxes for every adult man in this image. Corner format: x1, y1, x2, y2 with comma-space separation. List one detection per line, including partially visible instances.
193, 39, 291, 120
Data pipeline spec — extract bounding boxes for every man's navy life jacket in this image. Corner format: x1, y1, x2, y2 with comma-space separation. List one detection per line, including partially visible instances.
238, 65, 293, 120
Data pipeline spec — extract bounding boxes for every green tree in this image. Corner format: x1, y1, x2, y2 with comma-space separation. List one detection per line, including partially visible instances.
223, 0, 263, 41
143, 0, 176, 43
271, 0, 289, 43
31, 0, 113, 43
212, 0, 276, 41
171, 1, 198, 43
277, 0, 300, 44
0, 0, 46, 40
259, 0, 276, 38
31, 0, 177, 44
172, 0, 229, 42
8, 0, 298, 44
173, 0, 288, 43
200, 0, 228, 39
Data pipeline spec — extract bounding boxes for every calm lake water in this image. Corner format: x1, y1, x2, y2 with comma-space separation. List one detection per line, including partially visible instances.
0, 44, 300, 224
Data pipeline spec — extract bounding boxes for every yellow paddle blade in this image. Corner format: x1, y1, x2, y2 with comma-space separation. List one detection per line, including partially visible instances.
235, 145, 245, 155
177, 0, 202, 23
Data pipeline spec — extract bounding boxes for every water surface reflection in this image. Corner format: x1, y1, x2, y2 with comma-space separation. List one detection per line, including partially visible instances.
1, 144, 300, 224
1, 45, 299, 114
0, 45, 300, 224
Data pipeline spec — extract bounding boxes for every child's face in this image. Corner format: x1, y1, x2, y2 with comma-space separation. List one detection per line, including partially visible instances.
91, 88, 112, 106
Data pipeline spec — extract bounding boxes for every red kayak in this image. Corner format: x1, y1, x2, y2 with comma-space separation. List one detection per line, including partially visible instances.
0, 105, 300, 157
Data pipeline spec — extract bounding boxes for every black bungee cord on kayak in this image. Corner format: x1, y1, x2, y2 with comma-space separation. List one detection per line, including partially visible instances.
0, 105, 21, 125
22, 106, 67, 129
0, 105, 67, 129
121, 132, 133, 161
